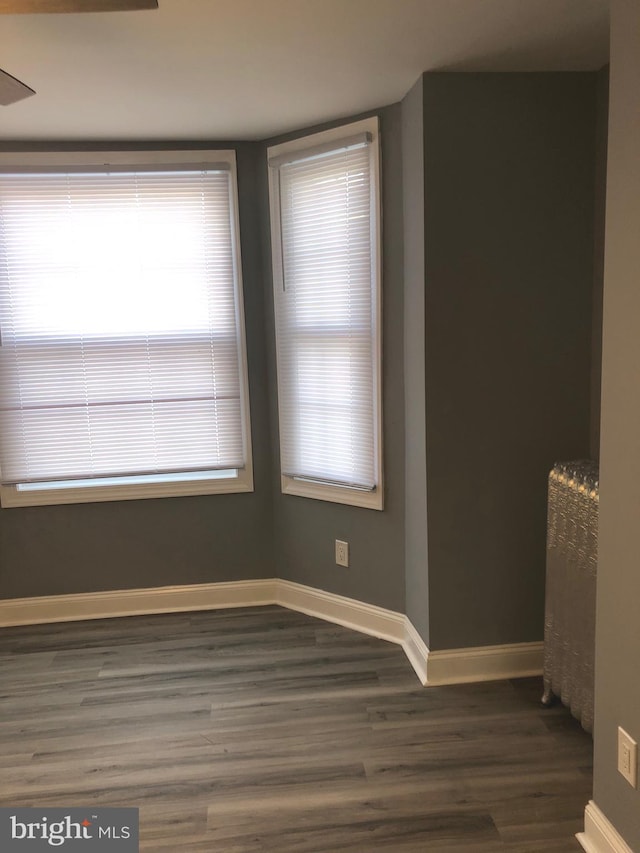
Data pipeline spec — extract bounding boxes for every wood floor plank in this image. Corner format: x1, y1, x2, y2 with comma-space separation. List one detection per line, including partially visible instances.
0, 606, 591, 851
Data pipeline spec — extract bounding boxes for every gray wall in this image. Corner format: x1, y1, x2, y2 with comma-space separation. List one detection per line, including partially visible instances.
262, 105, 406, 614
590, 66, 609, 462
593, 1, 640, 847
0, 142, 276, 598
422, 73, 596, 650
402, 77, 430, 641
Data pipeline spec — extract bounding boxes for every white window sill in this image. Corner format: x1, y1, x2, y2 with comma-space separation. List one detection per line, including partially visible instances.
281, 475, 383, 510
0, 468, 254, 508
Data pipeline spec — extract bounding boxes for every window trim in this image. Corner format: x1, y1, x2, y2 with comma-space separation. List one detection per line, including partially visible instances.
267, 117, 383, 511
0, 148, 254, 508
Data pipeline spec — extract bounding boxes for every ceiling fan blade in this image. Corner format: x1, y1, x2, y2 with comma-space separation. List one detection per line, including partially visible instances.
0, 0, 157, 12
0, 68, 35, 106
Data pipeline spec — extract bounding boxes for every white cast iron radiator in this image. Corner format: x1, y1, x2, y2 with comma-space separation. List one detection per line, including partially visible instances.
542, 460, 599, 733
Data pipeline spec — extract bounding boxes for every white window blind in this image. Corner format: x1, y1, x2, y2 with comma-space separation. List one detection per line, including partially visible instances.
270, 120, 381, 502
0, 165, 249, 487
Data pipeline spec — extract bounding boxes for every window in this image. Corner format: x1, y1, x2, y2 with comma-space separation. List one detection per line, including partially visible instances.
0, 150, 252, 507
268, 118, 383, 510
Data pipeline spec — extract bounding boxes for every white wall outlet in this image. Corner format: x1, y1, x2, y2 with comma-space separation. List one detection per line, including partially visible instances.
618, 726, 638, 788
335, 539, 349, 567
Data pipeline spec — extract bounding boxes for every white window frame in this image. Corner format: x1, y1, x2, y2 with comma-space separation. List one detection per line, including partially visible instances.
268, 117, 383, 510
0, 149, 253, 508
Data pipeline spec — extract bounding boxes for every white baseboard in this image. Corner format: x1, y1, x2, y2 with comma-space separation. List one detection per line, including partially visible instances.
425, 640, 544, 685
577, 801, 634, 853
0, 579, 278, 627
276, 579, 406, 645
0, 580, 541, 688
403, 618, 429, 685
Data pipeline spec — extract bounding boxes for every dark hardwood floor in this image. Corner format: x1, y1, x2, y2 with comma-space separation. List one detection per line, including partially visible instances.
0, 606, 592, 851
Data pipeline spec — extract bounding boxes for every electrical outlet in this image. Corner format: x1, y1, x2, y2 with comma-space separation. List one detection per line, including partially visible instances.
335, 539, 349, 567
618, 727, 638, 788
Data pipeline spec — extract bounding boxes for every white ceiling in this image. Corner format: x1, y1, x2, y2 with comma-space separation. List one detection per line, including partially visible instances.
0, 0, 609, 142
